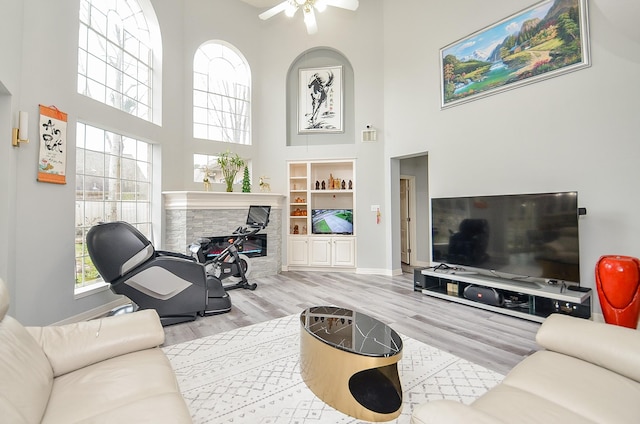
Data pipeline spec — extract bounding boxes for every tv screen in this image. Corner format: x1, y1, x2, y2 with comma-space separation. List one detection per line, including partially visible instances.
431, 192, 580, 283
246, 205, 271, 228
312, 209, 353, 235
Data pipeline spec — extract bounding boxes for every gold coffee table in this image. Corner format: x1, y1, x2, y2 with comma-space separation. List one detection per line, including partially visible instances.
300, 306, 403, 422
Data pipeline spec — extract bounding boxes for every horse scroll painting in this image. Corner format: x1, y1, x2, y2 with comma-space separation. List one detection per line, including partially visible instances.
440, 0, 590, 109
298, 66, 343, 133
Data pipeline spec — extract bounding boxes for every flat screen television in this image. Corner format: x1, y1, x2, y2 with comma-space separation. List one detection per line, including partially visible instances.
312, 209, 353, 235
431, 192, 580, 283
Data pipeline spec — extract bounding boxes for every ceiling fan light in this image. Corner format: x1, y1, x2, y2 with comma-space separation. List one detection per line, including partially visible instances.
284, 3, 298, 17
295, 0, 306, 6
314, 0, 327, 13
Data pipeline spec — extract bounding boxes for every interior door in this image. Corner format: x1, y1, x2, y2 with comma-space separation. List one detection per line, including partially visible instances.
400, 178, 410, 264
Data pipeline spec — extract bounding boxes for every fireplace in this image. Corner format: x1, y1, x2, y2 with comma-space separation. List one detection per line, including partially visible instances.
199, 233, 267, 260
163, 191, 285, 279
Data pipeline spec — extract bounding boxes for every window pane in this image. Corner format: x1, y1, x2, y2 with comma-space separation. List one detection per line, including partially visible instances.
76, 122, 154, 288
137, 182, 150, 201
193, 41, 251, 144
136, 203, 149, 222
78, 0, 156, 122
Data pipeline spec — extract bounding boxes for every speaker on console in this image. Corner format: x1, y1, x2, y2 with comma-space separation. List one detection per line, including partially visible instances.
463, 285, 504, 306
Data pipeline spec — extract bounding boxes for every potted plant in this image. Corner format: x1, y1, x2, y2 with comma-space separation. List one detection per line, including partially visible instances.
217, 150, 245, 192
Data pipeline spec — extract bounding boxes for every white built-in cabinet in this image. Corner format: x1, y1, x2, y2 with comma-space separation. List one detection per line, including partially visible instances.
287, 160, 356, 269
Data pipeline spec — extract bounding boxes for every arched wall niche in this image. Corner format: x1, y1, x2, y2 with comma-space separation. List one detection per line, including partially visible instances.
286, 47, 355, 146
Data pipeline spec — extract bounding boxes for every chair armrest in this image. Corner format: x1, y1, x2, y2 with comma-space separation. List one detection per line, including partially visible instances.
411, 400, 506, 424
26, 309, 164, 377
536, 313, 640, 382
156, 250, 196, 261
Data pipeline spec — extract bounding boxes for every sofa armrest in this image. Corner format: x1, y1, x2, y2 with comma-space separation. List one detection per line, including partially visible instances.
536, 313, 640, 382
411, 400, 506, 424
26, 309, 164, 377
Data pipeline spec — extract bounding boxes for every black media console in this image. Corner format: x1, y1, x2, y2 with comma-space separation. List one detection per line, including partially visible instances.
414, 268, 591, 323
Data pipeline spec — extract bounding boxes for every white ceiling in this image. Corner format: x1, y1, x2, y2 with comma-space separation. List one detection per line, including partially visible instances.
238, 0, 281, 8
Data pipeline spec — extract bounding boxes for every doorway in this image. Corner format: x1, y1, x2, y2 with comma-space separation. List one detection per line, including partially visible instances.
400, 176, 415, 265
392, 154, 429, 274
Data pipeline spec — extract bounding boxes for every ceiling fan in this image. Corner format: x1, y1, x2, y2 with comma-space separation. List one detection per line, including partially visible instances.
259, 0, 359, 35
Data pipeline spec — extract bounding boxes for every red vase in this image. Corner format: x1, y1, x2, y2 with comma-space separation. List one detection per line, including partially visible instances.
595, 255, 640, 329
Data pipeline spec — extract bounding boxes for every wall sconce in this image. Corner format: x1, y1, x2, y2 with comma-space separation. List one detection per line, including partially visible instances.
12, 111, 29, 147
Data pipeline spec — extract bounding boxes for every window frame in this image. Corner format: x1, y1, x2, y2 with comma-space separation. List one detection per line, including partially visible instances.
77, 0, 162, 124
75, 122, 155, 289
193, 40, 252, 145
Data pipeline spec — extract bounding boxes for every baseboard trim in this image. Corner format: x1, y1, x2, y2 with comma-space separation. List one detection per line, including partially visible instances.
356, 267, 403, 276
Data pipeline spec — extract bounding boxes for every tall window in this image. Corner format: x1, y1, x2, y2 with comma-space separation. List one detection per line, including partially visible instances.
78, 0, 157, 122
75, 122, 153, 288
193, 41, 251, 144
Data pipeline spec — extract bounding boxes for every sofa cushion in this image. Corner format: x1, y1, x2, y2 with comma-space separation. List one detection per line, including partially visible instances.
475, 350, 640, 423
536, 313, 640, 382
472, 384, 595, 424
0, 315, 54, 424
41, 348, 191, 423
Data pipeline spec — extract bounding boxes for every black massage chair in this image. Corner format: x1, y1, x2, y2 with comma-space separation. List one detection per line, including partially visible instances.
86, 221, 231, 326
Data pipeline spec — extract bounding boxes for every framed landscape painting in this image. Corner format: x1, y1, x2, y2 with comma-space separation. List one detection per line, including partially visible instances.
440, 0, 590, 109
298, 66, 343, 134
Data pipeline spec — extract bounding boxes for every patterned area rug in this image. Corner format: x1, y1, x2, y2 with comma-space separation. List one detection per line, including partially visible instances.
163, 314, 503, 423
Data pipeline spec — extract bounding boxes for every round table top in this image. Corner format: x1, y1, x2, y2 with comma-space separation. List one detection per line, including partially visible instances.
300, 306, 403, 357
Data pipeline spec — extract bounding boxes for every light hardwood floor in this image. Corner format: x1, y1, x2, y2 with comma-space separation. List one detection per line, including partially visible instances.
162, 270, 541, 376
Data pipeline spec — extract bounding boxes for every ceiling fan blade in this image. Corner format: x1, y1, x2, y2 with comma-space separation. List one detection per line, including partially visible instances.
324, 0, 359, 11
258, 1, 289, 20
304, 8, 318, 35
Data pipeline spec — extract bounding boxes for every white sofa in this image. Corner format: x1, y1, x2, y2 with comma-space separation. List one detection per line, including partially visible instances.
411, 313, 640, 424
0, 279, 192, 423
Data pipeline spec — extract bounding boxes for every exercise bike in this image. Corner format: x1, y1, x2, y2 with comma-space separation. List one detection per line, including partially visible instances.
189, 206, 270, 292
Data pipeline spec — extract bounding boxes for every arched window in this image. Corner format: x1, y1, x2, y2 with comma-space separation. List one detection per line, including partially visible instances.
77, 0, 162, 123
193, 41, 251, 144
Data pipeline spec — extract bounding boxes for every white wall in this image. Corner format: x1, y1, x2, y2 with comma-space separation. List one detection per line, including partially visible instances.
0, 0, 387, 324
2, 0, 638, 324
0, 0, 24, 315
1, 0, 186, 325
383, 0, 640, 314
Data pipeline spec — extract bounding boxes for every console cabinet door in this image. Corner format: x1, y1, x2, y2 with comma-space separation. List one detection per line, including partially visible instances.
288, 237, 309, 266
309, 237, 332, 266
332, 237, 355, 267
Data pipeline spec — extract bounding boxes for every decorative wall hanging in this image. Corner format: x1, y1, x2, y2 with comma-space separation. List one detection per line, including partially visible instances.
38, 105, 68, 184
298, 65, 343, 133
440, 0, 590, 109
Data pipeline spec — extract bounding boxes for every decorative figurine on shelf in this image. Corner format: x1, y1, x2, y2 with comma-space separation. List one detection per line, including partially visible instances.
334, 179, 341, 190
329, 174, 334, 190
315, 180, 320, 190
241, 166, 251, 193
259, 176, 271, 192
348, 180, 353, 190
302, 225, 307, 235
293, 225, 299, 234
321, 180, 326, 190
341, 180, 346, 190
203, 168, 213, 191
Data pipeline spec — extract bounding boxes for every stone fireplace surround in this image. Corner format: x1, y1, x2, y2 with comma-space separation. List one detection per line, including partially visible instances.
163, 191, 285, 278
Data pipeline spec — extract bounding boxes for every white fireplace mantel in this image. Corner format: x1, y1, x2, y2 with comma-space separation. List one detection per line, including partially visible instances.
163, 191, 286, 210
